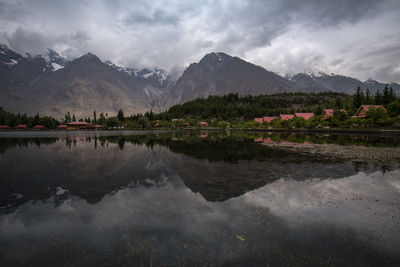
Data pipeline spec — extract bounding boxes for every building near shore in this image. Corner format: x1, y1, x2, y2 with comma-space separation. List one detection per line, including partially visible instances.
263, 117, 277, 123
67, 122, 90, 130
353, 105, 386, 118
254, 118, 263, 123
295, 113, 314, 120
15, 124, 27, 129
0, 125, 10, 130
321, 109, 347, 119
33, 125, 45, 130
280, 114, 295, 121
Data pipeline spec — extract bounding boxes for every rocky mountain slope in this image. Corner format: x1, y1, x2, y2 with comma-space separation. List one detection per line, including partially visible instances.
162, 52, 297, 107
0, 45, 171, 118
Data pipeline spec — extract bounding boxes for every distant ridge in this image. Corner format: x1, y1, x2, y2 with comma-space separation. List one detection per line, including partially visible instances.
289, 71, 400, 94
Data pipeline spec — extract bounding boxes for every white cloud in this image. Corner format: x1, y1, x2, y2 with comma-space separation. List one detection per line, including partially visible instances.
0, 0, 399, 82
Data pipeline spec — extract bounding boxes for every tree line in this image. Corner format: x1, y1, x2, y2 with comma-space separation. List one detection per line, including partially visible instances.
1, 85, 399, 129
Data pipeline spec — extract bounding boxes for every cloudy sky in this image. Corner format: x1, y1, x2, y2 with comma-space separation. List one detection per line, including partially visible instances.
0, 0, 399, 82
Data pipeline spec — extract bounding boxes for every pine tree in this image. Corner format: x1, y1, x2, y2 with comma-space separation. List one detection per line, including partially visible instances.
99, 113, 106, 124
117, 109, 125, 122
383, 84, 391, 105
389, 87, 396, 103
365, 88, 372, 104
65, 112, 71, 123
374, 89, 382, 105
334, 98, 343, 109
93, 110, 97, 122
353, 85, 363, 109
33, 113, 40, 125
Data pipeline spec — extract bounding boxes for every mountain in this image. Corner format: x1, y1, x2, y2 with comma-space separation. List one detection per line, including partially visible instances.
363, 78, 400, 93
0, 45, 168, 118
289, 71, 400, 94
105, 62, 175, 91
1, 44, 400, 118
162, 52, 297, 107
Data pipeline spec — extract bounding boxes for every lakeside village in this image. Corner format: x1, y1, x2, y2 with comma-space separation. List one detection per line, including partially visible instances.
1, 88, 400, 131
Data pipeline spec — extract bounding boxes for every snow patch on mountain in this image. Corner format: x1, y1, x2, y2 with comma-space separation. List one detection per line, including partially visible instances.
51, 62, 64, 71
43, 49, 69, 71
6, 59, 19, 66
105, 61, 173, 89
216, 52, 224, 61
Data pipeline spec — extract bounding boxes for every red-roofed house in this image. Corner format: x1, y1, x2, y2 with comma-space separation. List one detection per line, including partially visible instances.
321, 109, 347, 119
280, 114, 294, 121
254, 118, 263, 123
33, 125, 45, 130
263, 117, 277, 123
295, 113, 314, 120
321, 109, 334, 119
57, 125, 67, 129
84, 124, 96, 129
15, 124, 27, 129
67, 121, 89, 130
0, 125, 10, 130
353, 105, 386, 118
254, 138, 263, 143
199, 121, 208, 126
263, 137, 274, 144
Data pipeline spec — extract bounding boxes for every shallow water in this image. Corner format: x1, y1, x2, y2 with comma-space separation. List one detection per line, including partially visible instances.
0, 130, 399, 266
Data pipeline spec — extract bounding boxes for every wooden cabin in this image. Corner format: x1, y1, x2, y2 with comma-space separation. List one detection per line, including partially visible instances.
280, 114, 294, 121
15, 124, 27, 129
295, 113, 314, 120
67, 122, 89, 130
353, 105, 386, 118
33, 125, 45, 130
321, 109, 334, 119
263, 117, 277, 123
321, 109, 347, 119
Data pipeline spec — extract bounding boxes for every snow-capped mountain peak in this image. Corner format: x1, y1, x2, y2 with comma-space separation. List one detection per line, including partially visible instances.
0, 44, 22, 67
43, 49, 69, 71
105, 61, 174, 90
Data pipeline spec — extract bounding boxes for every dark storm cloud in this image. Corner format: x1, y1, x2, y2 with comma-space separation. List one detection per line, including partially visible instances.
286, 0, 383, 27
0, 0, 399, 82
7, 27, 54, 56
123, 9, 180, 26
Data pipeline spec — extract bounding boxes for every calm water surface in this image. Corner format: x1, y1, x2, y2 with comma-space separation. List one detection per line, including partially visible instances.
0, 130, 399, 266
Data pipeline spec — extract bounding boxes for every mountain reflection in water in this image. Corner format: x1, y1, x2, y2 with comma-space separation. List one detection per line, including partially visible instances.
0, 131, 399, 266
1, 131, 373, 208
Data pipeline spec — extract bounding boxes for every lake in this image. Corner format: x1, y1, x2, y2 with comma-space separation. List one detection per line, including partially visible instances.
0, 130, 399, 266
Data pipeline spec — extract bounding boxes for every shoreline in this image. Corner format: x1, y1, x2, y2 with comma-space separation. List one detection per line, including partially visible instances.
231, 127, 400, 136
1, 127, 400, 137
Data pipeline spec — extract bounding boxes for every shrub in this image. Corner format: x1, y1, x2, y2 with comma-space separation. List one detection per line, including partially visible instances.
387, 101, 400, 117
